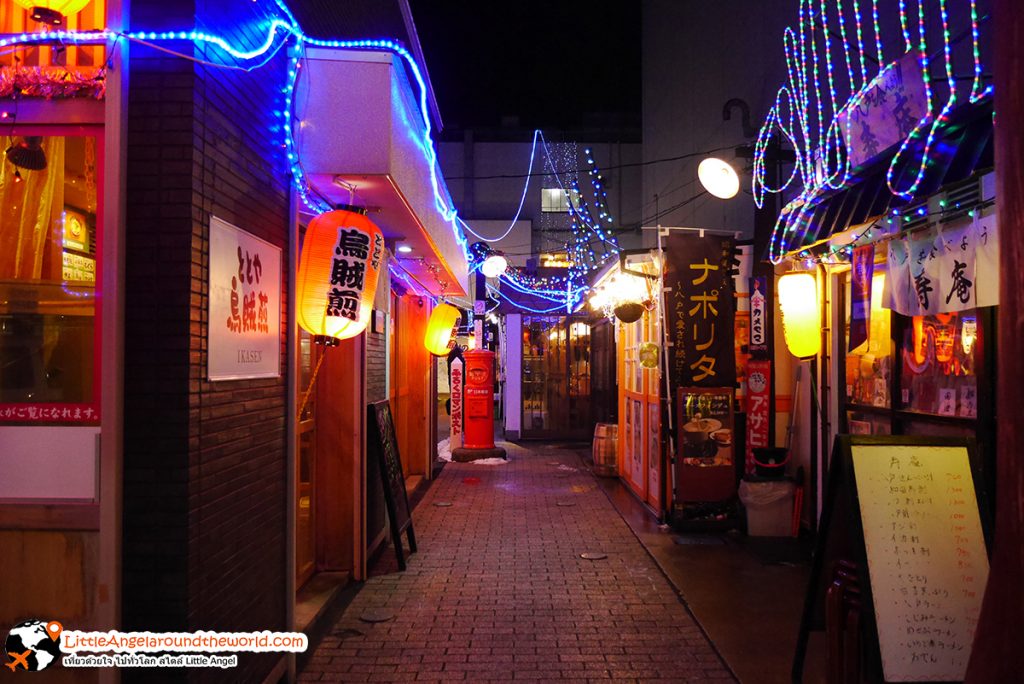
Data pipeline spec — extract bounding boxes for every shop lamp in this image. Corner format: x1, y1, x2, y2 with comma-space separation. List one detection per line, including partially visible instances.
480, 254, 508, 278
698, 157, 740, 199
777, 272, 821, 358
296, 209, 385, 344
13, 0, 90, 25
6, 137, 46, 170
424, 302, 461, 356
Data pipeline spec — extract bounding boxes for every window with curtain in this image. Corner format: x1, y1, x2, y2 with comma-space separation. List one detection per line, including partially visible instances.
0, 132, 100, 422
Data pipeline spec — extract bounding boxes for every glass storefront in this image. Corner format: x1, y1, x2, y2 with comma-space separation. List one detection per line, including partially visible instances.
0, 131, 101, 422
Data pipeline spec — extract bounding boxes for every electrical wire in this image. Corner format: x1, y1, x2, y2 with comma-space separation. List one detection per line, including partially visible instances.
444, 143, 742, 181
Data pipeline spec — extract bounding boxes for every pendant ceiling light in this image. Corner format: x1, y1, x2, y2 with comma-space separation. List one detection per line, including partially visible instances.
6, 137, 47, 171
698, 157, 740, 199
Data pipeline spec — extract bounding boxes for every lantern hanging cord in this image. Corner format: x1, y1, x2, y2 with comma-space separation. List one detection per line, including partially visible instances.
296, 347, 328, 421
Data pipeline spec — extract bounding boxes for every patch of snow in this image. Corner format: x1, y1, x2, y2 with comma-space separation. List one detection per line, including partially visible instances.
437, 438, 452, 462
467, 457, 508, 465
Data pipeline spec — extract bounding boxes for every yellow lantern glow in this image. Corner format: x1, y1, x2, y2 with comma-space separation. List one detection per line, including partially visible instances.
424, 302, 461, 355
778, 272, 821, 358
296, 210, 385, 342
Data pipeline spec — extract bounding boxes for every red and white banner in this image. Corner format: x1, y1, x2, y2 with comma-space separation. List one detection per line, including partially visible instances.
745, 359, 771, 474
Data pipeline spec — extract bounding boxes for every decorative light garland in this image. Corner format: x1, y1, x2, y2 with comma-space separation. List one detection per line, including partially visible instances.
1, 5, 622, 311
754, 0, 993, 263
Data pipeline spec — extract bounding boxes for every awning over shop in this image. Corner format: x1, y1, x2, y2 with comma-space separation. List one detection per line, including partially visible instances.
295, 48, 469, 296
781, 103, 994, 256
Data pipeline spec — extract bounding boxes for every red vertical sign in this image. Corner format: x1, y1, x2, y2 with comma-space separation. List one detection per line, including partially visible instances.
745, 359, 771, 474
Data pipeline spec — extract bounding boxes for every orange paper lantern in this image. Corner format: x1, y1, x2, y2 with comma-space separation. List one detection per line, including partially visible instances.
424, 302, 461, 355
297, 210, 385, 342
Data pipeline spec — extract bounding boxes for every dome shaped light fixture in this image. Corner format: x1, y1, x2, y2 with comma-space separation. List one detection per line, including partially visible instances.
480, 254, 508, 279
13, 0, 91, 25
6, 137, 47, 171
698, 157, 740, 199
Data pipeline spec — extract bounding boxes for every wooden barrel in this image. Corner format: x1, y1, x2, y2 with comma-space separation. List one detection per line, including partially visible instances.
591, 423, 618, 477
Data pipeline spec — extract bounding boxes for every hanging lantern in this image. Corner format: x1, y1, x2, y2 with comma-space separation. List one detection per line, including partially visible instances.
13, 0, 91, 25
425, 302, 461, 356
614, 302, 645, 324
296, 209, 385, 344
777, 272, 820, 358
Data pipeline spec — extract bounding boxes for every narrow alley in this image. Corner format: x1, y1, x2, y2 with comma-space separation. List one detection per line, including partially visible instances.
299, 442, 735, 683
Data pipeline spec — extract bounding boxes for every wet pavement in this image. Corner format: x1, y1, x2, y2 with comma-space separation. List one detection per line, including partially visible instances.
299, 441, 735, 683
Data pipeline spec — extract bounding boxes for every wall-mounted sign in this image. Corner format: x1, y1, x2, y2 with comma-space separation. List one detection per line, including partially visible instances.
849, 244, 874, 351
664, 234, 736, 388
745, 360, 771, 474
749, 276, 767, 354
837, 51, 928, 169
62, 251, 96, 283
62, 208, 90, 252
450, 358, 464, 450
208, 216, 281, 380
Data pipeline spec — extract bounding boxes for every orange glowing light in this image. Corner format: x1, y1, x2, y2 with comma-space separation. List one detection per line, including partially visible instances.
296, 210, 384, 342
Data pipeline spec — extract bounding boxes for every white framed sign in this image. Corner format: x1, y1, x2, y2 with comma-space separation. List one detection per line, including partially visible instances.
208, 216, 282, 380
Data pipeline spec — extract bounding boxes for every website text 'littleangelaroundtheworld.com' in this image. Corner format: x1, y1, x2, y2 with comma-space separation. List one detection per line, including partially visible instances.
61, 629, 309, 653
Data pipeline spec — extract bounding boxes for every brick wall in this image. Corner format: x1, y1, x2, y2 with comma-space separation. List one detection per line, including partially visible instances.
123, 2, 290, 682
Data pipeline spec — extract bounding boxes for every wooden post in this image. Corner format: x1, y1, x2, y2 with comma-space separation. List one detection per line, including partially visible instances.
964, 1, 1024, 679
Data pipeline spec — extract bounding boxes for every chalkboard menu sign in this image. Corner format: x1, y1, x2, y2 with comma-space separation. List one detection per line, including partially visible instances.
367, 400, 417, 570
793, 435, 991, 682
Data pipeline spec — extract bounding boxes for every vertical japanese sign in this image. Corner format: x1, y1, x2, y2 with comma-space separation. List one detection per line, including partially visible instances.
450, 358, 464, 450
849, 244, 874, 351
745, 360, 771, 474
749, 276, 768, 355
664, 233, 736, 388
209, 216, 281, 380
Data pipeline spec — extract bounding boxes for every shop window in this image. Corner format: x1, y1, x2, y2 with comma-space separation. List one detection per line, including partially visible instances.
1, 2, 107, 71
898, 311, 979, 418
844, 270, 891, 408
0, 131, 101, 423
540, 188, 580, 213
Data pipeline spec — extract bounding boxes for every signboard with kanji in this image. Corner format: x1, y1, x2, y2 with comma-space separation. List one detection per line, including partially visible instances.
208, 216, 282, 380
664, 233, 736, 389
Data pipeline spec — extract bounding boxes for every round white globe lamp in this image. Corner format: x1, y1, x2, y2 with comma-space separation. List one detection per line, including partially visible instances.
698, 157, 740, 199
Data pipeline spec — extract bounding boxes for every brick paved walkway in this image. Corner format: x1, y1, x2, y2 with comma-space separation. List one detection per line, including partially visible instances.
300, 442, 735, 683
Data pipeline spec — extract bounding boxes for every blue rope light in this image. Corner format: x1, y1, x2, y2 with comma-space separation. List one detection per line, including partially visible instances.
1, 1, 622, 311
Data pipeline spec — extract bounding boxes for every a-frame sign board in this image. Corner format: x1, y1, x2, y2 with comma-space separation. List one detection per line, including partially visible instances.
792, 435, 991, 683
367, 400, 418, 571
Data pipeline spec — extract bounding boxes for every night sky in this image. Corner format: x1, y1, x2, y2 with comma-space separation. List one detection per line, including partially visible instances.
408, 2, 641, 132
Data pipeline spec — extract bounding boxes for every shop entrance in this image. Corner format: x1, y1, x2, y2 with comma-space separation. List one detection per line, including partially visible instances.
521, 315, 593, 439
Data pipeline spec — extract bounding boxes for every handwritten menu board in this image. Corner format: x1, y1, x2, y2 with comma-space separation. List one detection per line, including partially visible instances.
851, 445, 988, 682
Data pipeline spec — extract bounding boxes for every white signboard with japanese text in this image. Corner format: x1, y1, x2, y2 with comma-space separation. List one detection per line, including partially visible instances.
450, 358, 464, 450
852, 444, 988, 682
208, 216, 282, 380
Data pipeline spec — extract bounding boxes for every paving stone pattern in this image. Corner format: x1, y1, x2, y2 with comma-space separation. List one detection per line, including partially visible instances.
300, 442, 736, 683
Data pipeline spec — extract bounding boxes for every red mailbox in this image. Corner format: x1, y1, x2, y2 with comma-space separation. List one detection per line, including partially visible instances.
462, 349, 496, 449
